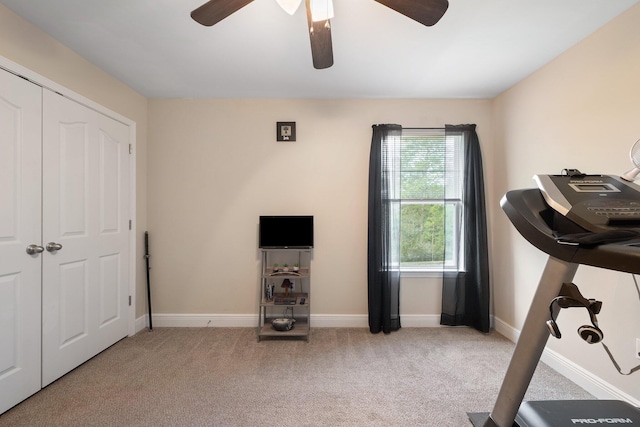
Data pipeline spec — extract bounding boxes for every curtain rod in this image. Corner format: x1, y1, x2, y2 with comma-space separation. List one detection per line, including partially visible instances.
371, 125, 444, 129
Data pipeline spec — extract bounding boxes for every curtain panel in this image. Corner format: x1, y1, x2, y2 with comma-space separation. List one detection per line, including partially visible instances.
441, 124, 490, 333
368, 124, 402, 334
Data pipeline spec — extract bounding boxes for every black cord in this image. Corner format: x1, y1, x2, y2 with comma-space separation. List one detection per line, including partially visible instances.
633, 274, 640, 301
601, 342, 640, 376
599, 274, 640, 375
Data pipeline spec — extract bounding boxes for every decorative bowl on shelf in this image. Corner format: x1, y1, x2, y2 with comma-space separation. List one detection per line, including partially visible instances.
272, 318, 296, 331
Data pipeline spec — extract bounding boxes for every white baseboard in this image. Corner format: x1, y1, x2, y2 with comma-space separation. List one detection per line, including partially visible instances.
400, 314, 443, 327
136, 313, 370, 329
493, 316, 519, 342
135, 313, 485, 330
311, 314, 369, 328
134, 315, 148, 334
151, 314, 257, 328
493, 316, 640, 407
137, 313, 448, 329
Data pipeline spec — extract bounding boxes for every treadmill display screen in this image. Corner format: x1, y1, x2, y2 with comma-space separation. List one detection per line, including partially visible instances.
569, 183, 619, 193
576, 184, 608, 191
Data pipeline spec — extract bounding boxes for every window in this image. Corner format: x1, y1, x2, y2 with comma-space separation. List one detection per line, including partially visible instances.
398, 128, 464, 271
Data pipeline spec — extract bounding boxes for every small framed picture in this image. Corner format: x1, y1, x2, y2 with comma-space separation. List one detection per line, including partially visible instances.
277, 122, 296, 141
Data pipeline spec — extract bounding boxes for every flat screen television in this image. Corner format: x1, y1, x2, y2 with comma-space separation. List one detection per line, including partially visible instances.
259, 216, 314, 249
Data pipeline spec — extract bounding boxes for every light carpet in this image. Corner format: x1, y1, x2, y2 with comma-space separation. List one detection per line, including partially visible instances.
0, 327, 593, 426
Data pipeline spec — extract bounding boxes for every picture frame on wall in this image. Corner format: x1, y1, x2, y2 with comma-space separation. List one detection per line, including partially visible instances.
277, 122, 296, 141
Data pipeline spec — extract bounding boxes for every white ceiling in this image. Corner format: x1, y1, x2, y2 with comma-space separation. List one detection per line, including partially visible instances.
1, 0, 637, 99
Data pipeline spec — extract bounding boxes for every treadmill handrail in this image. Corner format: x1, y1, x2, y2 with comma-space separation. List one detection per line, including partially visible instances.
500, 189, 579, 263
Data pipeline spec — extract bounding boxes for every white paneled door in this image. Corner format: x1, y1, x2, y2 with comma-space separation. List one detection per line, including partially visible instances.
41, 89, 130, 386
0, 68, 132, 413
0, 68, 43, 414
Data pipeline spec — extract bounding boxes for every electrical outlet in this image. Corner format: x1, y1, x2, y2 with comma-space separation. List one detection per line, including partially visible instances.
636, 339, 640, 360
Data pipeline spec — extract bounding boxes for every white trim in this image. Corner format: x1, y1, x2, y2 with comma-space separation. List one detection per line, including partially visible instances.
152, 314, 257, 328
0, 56, 133, 126
127, 123, 137, 337
141, 313, 497, 329
0, 54, 138, 338
401, 270, 444, 278
541, 346, 640, 406
312, 314, 369, 328
493, 316, 520, 342
146, 313, 370, 329
138, 313, 480, 330
493, 316, 640, 407
400, 314, 443, 327
135, 315, 149, 333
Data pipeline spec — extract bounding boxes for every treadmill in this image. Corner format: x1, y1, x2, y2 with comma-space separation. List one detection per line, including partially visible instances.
471, 172, 640, 427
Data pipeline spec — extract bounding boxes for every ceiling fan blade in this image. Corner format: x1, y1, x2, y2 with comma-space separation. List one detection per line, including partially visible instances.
305, 0, 334, 69
374, 0, 448, 27
191, 0, 255, 27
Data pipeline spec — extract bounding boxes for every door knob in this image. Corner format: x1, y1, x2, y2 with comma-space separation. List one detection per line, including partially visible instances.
46, 242, 63, 252
26, 244, 45, 255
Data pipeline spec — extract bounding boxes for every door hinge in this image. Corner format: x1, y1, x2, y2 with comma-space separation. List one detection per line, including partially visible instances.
129, 220, 132, 230
129, 295, 132, 306
129, 144, 132, 154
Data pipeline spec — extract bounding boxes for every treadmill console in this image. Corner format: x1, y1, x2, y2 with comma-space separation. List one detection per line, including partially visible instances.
534, 174, 640, 232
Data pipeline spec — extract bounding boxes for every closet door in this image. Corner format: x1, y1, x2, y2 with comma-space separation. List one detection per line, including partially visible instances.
41, 89, 130, 386
0, 69, 42, 413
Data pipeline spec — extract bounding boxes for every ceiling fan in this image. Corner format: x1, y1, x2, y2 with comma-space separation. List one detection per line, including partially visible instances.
191, 0, 449, 70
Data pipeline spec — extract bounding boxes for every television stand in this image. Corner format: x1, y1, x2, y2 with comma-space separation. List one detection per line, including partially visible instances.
257, 248, 311, 341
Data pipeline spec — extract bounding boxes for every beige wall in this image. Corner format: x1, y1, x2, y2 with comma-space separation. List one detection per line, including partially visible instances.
147, 98, 493, 318
0, 4, 149, 318
4, 0, 640, 404
491, 3, 640, 402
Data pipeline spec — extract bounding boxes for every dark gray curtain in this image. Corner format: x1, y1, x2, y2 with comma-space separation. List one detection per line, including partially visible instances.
368, 124, 402, 334
440, 124, 490, 333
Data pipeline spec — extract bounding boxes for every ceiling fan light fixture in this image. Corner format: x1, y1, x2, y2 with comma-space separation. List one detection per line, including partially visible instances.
276, 0, 303, 15
310, 0, 334, 22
